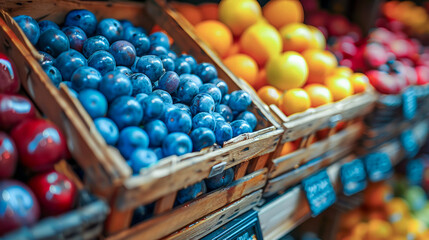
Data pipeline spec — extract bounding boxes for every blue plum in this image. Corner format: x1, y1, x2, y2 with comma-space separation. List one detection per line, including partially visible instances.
64, 9, 97, 36
148, 45, 168, 56
62, 26, 87, 52
167, 50, 177, 60
210, 78, 228, 97
199, 83, 222, 104
212, 112, 225, 122
135, 93, 148, 102
214, 120, 232, 145
176, 181, 206, 205
174, 60, 192, 75
236, 111, 257, 131
149, 32, 170, 49
117, 127, 149, 159
151, 90, 173, 104
158, 71, 180, 94
38, 51, 54, 66
71, 66, 102, 91
123, 26, 146, 42
129, 73, 152, 96
228, 90, 251, 112
37, 29, 69, 58
153, 147, 163, 160
129, 33, 150, 56
179, 74, 203, 88
108, 96, 143, 129
190, 127, 216, 151
159, 55, 175, 72
116, 66, 132, 76
144, 120, 168, 148
120, 20, 133, 30
162, 132, 193, 157
96, 18, 123, 43
98, 71, 132, 102
215, 104, 233, 122
195, 63, 217, 83
165, 109, 192, 133
140, 95, 165, 121
161, 104, 178, 123
54, 50, 87, 81
94, 117, 119, 145
192, 112, 216, 131
221, 94, 230, 105
176, 79, 199, 105
205, 168, 234, 191
190, 93, 215, 115
129, 149, 158, 174
78, 89, 107, 119
134, 55, 164, 82
177, 54, 197, 72
109, 40, 136, 67
38, 20, 59, 34
82, 36, 109, 58
13, 15, 39, 45
88, 50, 116, 76
42, 65, 62, 88
230, 120, 252, 138
174, 103, 191, 116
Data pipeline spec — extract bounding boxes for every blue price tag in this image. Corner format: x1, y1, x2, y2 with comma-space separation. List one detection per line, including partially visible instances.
402, 87, 417, 120
364, 152, 393, 182
406, 159, 424, 185
340, 159, 367, 196
302, 170, 336, 216
401, 130, 419, 159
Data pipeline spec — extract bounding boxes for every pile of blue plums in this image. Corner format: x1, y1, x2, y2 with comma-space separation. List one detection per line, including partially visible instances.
14, 10, 258, 175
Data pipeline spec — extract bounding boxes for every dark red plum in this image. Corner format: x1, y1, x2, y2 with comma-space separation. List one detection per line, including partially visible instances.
0, 53, 20, 94
0, 132, 17, 179
37, 29, 70, 58
0, 94, 36, 130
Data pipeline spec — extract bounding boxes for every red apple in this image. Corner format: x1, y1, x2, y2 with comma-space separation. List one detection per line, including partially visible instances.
0, 132, 17, 179
10, 119, 67, 172
388, 39, 412, 59
0, 53, 20, 94
366, 70, 400, 94
363, 43, 389, 68
416, 66, 429, 85
28, 170, 77, 216
0, 94, 36, 131
327, 14, 350, 37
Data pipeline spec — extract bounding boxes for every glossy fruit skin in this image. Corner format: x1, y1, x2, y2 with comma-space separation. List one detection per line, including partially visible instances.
164, 109, 192, 133
161, 104, 177, 122
148, 46, 168, 56
123, 26, 146, 41
134, 55, 165, 82
0, 53, 20, 94
190, 93, 215, 115
192, 112, 216, 131
214, 120, 233, 145
199, 83, 222, 104
0, 132, 17, 179
129, 149, 158, 174
178, 54, 197, 72
162, 132, 193, 157
108, 96, 143, 129
82, 36, 110, 58
174, 59, 192, 75
117, 127, 149, 159
78, 89, 107, 119
212, 112, 225, 122
38, 20, 59, 35
210, 78, 229, 97
129, 73, 152, 96
38, 51, 55, 66
140, 95, 165, 121
62, 26, 87, 52
28, 170, 77, 216
54, 50, 87, 82
176, 79, 199, 105
10, 119, 66, 171
144, 120, 168, 148
205, 168, 234, 191
230, 120, 252, 137
96, 18, 123, 43
152, 147, 163, 160
174, 103, 192, 116
236, 111, 257, 131
159, 71, 180, 94
151, 89, 173, 105
94, 117, 119, 145
228, 90, 251, 112
190, 127, 216, 151
159, 55, 175, 72
195, 63, 218, 83
0, 180, 40, 235
42, 65, 62, 88
116, 66, 132, 76
64, 9, 97, 36
13, 15, 40, 45
176, 181, 206, 205
221, 94, 230, 105
71, 66, 102, 91
37, 29, 70, 58
215, 104, 233, 122
179, 74, 203, 88
149, 32, 170, 49
109, 40, 137, 67
99, 71, 132, 102
88, 50, 116, 76
129, 33, 150, 57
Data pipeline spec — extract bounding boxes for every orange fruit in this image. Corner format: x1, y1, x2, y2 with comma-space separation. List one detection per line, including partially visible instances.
366, 219, 393, 240
224, 41, 241, 58
240, 22, 283, 66
325, 75, 354, 101
199, 3, 218, 21
253, 68, 268, 90
280, 141, 297, 156
262, 0, 304, 29
407, 218, 426, 239
223, 54, 259, 85
280, 88, 311, 116
218, 0, 262, 37
349, 73, 368, 93
150, 25, 174, 45
257, 85, 281, 106
280, 23, 313, 52
302, 49, 338, 84
364, 182, 393, 209
266, 51, 308, 91
331, 66, 353, 78
308, 26, 326, 50
385, 198, 409, 223
351, 222, 369, 238
304, 84, 333, 107
340, 208, 364, 230
195, 20, 233, 58
172, 2, 202, 25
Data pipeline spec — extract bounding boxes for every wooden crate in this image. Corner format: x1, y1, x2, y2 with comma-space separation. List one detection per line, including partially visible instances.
1, 0, 283, 236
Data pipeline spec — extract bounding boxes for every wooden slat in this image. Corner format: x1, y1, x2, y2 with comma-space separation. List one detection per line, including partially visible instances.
107, 169, 267, 240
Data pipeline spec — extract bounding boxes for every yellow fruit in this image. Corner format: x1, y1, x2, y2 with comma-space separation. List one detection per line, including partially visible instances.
280, 88, 311, 116
366, 219, 393, 240
407, 218, 426, 238
218, 0, 262, 36
308, 26, 326, 50
223, 54, 259, 85
392, 217, 410, 236
302, 49, 338, 84
257, 86, 281, 106
331, 66, 353, 78
325, 76, 354, 101
385, 198, 410, 223
240, 22, 283, 66
195, 20, 233, 58
262, 0, 304, 29
266, 51, 308, 91
351, 222, 369, 238
349, 73, 368, 93
304, 84, 333, 107
280, 23, 313, 52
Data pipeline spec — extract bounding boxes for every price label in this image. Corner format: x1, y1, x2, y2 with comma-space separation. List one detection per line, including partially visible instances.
364, 152, 393, 182
302, 170, 336, 216
401, 130, 419, 159
340, 159, 367, 196
406, 159, 424, 185
402, 87, 417, 120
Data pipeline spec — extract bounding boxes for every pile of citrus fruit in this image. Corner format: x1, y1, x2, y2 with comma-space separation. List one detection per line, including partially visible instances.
337, 181, 429, 240
171, 0, 368, 116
